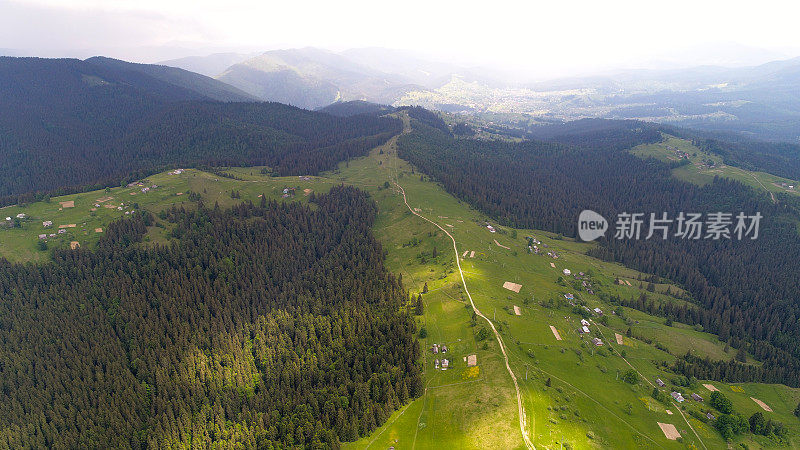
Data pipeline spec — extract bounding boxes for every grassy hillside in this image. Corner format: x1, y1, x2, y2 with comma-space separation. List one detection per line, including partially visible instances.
2, 118, 799, 448
632, 134, 800, 200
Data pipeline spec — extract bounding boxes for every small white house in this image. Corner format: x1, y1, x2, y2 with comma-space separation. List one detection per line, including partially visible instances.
671, 392, 685, 403
441, 359, 449, 369
563, 269, 571, 276
42, 221, 53, 227
593, 308, 603, 315
580, 319, 590, 327
16, 213, 25, 219
581, 326, 590, 334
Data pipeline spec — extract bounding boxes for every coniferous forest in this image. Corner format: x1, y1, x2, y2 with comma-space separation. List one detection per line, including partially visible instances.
0, 57, 401, 205
0, 186, 422, 448
398, 118, 800, 387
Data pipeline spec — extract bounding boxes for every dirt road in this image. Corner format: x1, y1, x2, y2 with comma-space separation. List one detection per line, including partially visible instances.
395, 181, 535, 449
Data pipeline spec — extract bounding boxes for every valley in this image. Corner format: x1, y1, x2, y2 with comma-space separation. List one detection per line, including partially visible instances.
5, 2, 800, 448
3, 117, 799, 448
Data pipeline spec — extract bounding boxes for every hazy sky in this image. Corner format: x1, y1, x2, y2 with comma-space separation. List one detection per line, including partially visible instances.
3, 0, 800, 78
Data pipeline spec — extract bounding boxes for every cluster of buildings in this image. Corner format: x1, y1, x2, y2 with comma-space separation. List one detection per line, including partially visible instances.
432, 343, 451, 370
4, 213, 26, 225
126, 181, 158, 193
666, 387, 714, 419
667, 145, 691, 159
668, 388, 704, 404
563, 269, 595, 295
527, 236, 541, 254
486, 224, 496, 233
574, 317, 602, 345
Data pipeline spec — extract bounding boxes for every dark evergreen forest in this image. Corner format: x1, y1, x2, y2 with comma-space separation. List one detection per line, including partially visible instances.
0, 57, 401, 205
0, 186, 422, 448
398, 118, 800, 387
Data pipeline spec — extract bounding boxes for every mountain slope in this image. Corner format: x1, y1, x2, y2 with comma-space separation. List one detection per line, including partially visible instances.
158, 52, 256, 77
217, 48, 422, 109
0, 56, 400, 202
86, 56, 257, 101
0, 186, 421, 447
218, 62, 340, 109
398, 117, 800, 387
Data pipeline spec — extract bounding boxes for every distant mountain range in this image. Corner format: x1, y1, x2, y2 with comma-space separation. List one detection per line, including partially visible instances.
525, 57, 800, 142
158, 47, 800, 142
158, 52, 257, 78
163, 48, 424, 110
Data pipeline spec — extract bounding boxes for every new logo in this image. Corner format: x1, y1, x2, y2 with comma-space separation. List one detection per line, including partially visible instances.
578, 210, 608, 242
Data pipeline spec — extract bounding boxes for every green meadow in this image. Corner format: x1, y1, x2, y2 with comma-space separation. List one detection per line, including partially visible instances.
2, 121, 799, 448
632, 134, 800, 200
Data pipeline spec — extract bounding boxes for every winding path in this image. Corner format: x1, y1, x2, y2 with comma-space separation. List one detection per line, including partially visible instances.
393, 181, 535, 449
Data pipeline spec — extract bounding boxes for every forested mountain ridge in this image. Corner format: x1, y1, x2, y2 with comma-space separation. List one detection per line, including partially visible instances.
85, 56, 258, 102
398, 118, 800, 387
0, 57, 401, 205
0, 185, 422, 448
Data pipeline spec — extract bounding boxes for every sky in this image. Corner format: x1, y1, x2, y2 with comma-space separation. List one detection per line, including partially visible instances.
3, 0, 800, 79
